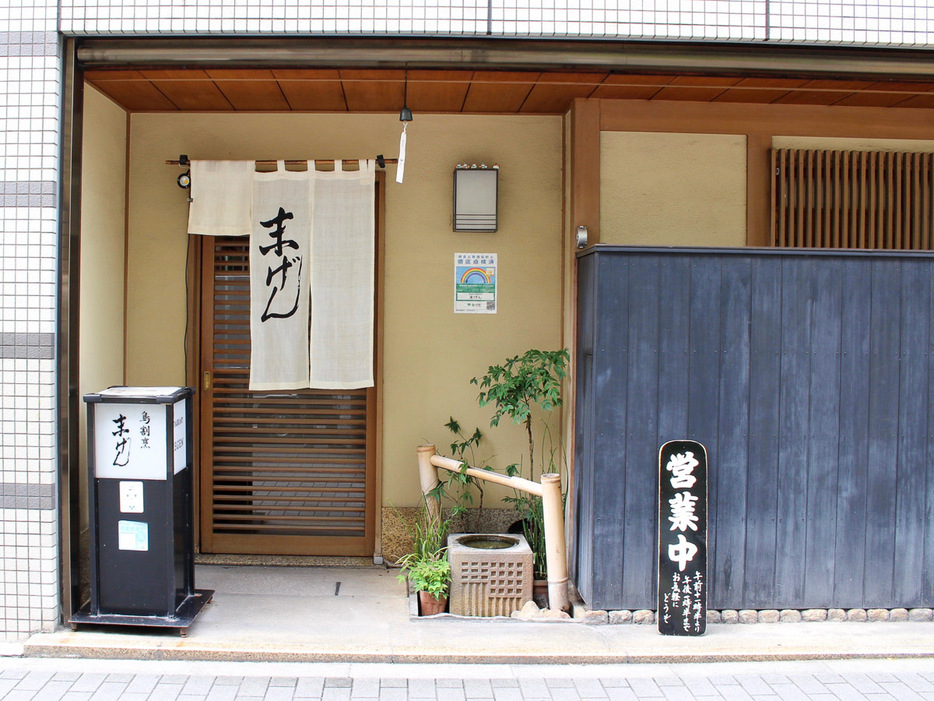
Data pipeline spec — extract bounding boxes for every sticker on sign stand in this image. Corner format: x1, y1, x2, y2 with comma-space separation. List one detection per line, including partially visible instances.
119, 481, 144, 513
118, 520, 149, 551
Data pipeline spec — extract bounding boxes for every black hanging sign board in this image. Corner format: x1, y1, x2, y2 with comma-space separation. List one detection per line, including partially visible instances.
657, 440, 708, 636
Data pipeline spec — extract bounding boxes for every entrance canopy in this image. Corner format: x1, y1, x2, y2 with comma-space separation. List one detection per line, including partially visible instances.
78, 37, 934, 113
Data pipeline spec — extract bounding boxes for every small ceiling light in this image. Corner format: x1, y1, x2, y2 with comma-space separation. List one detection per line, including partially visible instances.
177, 170, 191, 189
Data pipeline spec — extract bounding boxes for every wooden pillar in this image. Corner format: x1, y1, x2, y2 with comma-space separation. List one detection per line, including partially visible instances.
563, 98, 602, 583
569, 98, 602, 245
747, 132, 773, 247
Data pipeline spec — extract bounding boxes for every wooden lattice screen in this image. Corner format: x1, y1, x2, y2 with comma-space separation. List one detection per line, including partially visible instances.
200, 238, 374, 556
771, 149, 934, 250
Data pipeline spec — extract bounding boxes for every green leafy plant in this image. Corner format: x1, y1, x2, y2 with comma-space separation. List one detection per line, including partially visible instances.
395, 497, 452, 598
396, 555, 451, 599
471, 348, 569, 578
427, 417, 494, 532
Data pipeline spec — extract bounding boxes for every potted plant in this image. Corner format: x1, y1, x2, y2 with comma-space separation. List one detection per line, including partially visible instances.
471, 348, 569, 583
396, 554, 451, 615
396, 498, 452, 615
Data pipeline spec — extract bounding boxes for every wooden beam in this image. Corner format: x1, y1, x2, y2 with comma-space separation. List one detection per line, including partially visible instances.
600, 99, 934, 140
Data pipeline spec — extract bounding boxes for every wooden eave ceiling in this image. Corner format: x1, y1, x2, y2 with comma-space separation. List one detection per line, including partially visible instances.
85, 68, 934, 114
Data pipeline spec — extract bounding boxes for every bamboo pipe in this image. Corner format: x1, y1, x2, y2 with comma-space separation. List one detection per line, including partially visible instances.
416, 444, 441, 524
416, 444, 570, 613
429, 454, 543, 497
540, 472, 571, 612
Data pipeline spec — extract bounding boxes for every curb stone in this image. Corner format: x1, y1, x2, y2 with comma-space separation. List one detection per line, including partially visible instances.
758, 610, 780, 623
411, 588, 934, 625
567, 606, 934, 625
829, 608, 847, 621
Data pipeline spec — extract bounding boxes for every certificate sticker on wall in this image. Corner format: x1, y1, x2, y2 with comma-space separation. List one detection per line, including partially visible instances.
455, 252, 497, 314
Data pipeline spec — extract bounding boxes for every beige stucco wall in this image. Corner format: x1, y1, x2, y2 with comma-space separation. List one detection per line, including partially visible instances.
124, 113, 564, 509
79, 86, 128, 521
600, 131, 747, 247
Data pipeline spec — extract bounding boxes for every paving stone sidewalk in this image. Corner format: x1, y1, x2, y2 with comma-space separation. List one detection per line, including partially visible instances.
2, 658, 934, 700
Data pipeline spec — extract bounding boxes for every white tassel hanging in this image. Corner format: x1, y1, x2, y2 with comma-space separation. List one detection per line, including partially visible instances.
396, 123, 407, 184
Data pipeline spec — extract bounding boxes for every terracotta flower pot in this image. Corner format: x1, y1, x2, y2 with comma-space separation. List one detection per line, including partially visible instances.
418, 590, 448, 616
533, 579, 549, 608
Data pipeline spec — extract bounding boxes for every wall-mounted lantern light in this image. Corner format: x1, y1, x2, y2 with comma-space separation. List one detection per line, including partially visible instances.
454, 164, 498, 232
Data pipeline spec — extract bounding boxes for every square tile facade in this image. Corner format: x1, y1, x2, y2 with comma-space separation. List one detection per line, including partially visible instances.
0, 0, 933, 640
54, 1, 934, 45
0, 0, 61, 641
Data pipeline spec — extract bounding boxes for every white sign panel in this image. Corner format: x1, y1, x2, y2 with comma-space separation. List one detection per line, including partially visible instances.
94, 403, 167, 480
455, 252, 497, 314
173, 400, 187, 474
118, 520, 149, 551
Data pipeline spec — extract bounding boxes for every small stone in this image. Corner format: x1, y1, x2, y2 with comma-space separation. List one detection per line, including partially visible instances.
828, 608, 847, 622
847, 608, 868, 622
609, 610, 632, 625
890, 608, 909, 622
632, 609, 655, 625
738, 609, 759, 624
721, 610, 739, 624
908, 608, 933, 622
540, 608, 572, 620
802, 609, 828, 622
706, 610, 722, 624
758, 610, 780, 623
513, 600, 540, 619
867, 608, 889, 622
578, 609, 609, 625
780, 609, 802, 623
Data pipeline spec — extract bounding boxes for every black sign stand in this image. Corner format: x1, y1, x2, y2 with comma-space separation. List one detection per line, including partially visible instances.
658, 440, 708, 636
71, 387, 213, 636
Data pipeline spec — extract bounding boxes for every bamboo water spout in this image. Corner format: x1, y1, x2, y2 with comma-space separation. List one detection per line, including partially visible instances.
416, 444, 571, 613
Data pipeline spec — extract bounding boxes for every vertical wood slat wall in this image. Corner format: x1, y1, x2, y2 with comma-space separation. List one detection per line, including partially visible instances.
574, 247, 934, 611
772, 149, 934, 250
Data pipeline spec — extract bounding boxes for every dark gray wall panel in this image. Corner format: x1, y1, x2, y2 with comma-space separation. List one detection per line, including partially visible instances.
834, 258, 871, 607
744, 259, 782, 608
573, 247, 934, 611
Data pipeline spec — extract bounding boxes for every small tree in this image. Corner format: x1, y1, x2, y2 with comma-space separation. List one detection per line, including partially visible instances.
470, 348, 569, 577
470, 348, 569, 483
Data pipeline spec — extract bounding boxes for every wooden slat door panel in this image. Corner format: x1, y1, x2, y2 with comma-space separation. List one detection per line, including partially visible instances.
199, 237, 375, 556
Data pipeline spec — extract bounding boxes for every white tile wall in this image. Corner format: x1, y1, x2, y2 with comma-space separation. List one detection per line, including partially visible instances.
0, 0, 61, 641
53, 0, 934, 45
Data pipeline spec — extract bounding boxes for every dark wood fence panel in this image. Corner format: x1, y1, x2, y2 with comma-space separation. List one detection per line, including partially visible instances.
574, 246, 934, 611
